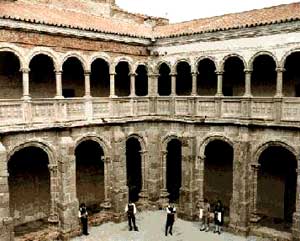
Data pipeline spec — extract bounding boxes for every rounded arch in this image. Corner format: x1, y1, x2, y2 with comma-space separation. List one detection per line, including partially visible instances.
133, 62, 149, 74
199, 135, 234, 159
0, 45, 25, 69
195, 56, 218, 71
162, 134, 182, 151
114, 56, 133, 73
7, 140, 56, 166
126, 133, 147, 152
173, 58, 191, 73
75, 134, 111, 158
249, 51, 279, 70
155, 61, 172, 74
254, 140, 297, 165
27, 48, 59, 71
280, 48, 300, 67
220, 53, 247, 71
61, 52, 88, 71
89, 52, 111, 66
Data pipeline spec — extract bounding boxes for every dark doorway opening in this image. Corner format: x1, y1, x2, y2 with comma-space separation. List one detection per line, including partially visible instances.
126, 137, 142, 202
166, 139, 182, 203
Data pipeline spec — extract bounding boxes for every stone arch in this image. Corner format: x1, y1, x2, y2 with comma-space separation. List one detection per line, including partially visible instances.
114, 56, 133, 73
75, 134, 111, 158
280, 48, 300, 67
162, 134, 182, 150
155, 61, 172, 74
220, 53, 247, 71
133, 62, 149, 74
0, 45, 25, 69
199, 134, 234, 160
254, 140, 297, 165
126, 133, 147, 151
89, 52, 111, 69
249, 51, 279, 70
173, 58, 191, 74
27, 48, 59, 71
7, 140, 56, 166
60, 52, 88, 71
195, 56, 218, 71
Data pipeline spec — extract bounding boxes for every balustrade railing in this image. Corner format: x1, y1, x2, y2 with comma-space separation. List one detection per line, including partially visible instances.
0, 97, 299, 129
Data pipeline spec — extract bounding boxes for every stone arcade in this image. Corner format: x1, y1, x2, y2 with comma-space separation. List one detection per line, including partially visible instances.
1, 0, 300, 240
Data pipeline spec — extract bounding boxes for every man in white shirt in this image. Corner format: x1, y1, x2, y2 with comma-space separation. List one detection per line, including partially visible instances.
78, 203, 89, 235
125, 200, 138, 231
165, 203, 176, 236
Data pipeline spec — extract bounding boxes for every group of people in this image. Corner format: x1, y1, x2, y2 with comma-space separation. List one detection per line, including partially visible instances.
199, 199, 225, 234
78, 199, 224, 237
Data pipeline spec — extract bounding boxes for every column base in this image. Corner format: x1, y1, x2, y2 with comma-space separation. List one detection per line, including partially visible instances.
0, 217, 14, 241
21, 95, 31, 101
54, 95, 64, 99
159, 189, 169, 209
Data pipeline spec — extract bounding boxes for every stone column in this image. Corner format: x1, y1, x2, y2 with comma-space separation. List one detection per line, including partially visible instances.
191, 72, 198, 96
196, 155, 205, 210
100, 157, 112, 210
229, 139, 251, 234
171, 73, 177, 96
0, 143, 13, 241
215, 71, 224, 96
84, 71, 91, 98
21, 68, 31, 100
148, 74, 159, 97
292, 167, 300, 241
159, 150, 169, 208
109, 72, 116, 97
244, 69, 252, 97
55, 70, 63, 98
48, 164, 59, 223
250, 162, 260, 222
275, 67, 285, 97
57, 135, 79, 240
138, 150, 149, 203
129, 73, 136, 97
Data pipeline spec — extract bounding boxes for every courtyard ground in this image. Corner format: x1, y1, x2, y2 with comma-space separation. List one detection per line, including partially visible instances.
71, 210, 264, 241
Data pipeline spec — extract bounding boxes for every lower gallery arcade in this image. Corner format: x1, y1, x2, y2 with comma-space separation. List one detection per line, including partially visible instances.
0, 123, 300, 241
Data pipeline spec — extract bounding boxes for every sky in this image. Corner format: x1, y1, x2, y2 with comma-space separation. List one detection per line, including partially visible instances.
115, 0, 298, 23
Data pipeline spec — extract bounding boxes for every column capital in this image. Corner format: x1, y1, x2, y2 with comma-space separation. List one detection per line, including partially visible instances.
170, 71, 177, 76
55, 70, 62, 75
244, 68, 253, 74
84, 71, 91, 75
129, 73, 137, 77
191, 71, 199, 75
148, 73, 159, 78
20, 67, 30, 73
110, 72, 116, 75
215, 70, 224, 75
276, 67, 286, 72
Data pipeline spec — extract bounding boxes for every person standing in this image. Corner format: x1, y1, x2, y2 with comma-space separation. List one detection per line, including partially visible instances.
199, 198, 210, 232
214, 200, 224, 234
78, 203, 89, 236
125, 200, 138, 231
165, 203, 176, 236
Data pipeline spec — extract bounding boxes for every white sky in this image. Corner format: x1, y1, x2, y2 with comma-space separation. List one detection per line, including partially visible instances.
115, 0, 298, 23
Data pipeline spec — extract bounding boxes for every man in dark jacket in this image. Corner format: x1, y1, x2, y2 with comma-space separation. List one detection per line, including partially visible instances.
125, 200, 138, 231
165, 203, 176, 236
78, 203, 89, 235
214, 200, 224, 234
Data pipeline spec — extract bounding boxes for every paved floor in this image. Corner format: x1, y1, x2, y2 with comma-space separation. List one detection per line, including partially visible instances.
72, 211, 261, 241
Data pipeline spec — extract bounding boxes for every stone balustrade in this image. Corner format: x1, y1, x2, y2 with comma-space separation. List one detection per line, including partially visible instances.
0, 96, 299, 131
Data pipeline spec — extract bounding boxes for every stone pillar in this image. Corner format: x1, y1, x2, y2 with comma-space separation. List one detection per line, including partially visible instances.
0, 143, 13, 241
215, 71, 224, 96
229, 139, 251, 235
57, 135, 79, 240
275, 67, 285, 97
179, 137, 197, 220
100, 157, 112, 210
244, 69, 252, 97
48, 164, 59, 224
191, 72, 198, 96
159, 150, 169, 208
21, 68, 31, 100
138, 150, 149, 203
111, 128, 128, 213
129, 73, 136, 97
109, 72, 116, 97
148, 74, 158, 97
55, 70, 63, 98
250, 162, 260, 223
292, 167, 300, 241
171, 73, 176, 96
84, 71, 91, 98
195, 155, 205, 213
